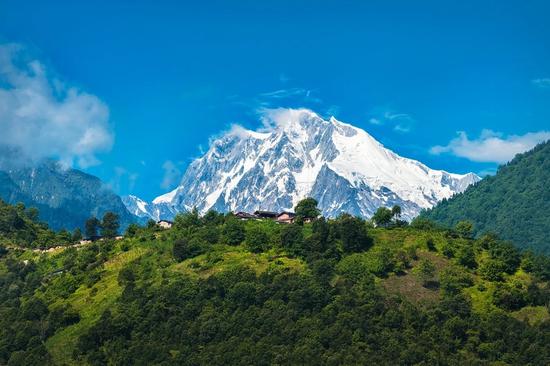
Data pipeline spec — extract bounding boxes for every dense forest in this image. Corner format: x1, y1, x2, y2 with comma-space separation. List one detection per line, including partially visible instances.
1, 199, 550, 365
423, 140, 550, 254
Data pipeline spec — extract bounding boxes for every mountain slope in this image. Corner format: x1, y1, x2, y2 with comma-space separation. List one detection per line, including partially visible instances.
128, 109, 479, 220
0, 160, 135, 231
422, 140, 550, 253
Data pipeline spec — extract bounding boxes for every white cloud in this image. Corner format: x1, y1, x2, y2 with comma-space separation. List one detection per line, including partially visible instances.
160, 160, 182, 189
368, 110, 414, 133
430, 129, 550, 163
0, 43, 113, 168
532, 78, 550, 88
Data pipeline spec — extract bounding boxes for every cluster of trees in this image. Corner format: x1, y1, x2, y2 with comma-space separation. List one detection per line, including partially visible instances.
84, 212, 120, 239
73, 240, 550, 365
423, 140, 550, 253
0, 240, 117, 364
0, 199, 78, 249
1, 198, 550, 365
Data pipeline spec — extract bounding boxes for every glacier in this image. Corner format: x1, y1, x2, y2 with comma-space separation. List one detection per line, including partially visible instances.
124, 108, 480, 221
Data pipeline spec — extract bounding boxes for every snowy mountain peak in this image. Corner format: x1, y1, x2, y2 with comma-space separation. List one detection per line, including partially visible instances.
126, 108, 480, 220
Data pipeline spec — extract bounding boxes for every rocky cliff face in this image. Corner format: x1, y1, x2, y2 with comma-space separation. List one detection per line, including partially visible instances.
0, 158, 135, 231
126, 108, 479, 220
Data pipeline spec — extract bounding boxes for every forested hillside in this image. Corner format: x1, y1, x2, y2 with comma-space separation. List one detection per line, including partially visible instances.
423, 140, 550, 253
1, 202, 550, 365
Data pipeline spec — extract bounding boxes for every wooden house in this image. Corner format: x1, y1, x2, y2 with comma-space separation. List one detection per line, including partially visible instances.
235, 212, 257, 220
253, 210, 278, 220
277, 211, 296, 224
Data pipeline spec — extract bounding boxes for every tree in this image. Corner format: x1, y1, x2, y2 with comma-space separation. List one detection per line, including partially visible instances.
280, 224, 304, 257
391, 205, 402, 219
338, 214, 372, 252
125, 223, 140, 238
222, 217, 245, 245
456, 245, 477, 269
100, 212, 120, 238
71, 228, 82, 243
294, 197, 321, 223
455, 221, 474, 239
174, 208, 201, 230
85, 217, 100, 238
172, 237, 205, 261
415, 259, 436, 286
245, 226, 269, 253
372, 207, 393, 227
25, 207, 39, 222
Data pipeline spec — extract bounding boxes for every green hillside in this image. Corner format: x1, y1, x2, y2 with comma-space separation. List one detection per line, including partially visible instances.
423, 140, 550, 253
1, 204, 550, 365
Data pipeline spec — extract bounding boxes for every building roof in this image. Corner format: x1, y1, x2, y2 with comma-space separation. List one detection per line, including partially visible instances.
277, 211, 296, 217
235, 211, 257, 219
253, 210, 278, 218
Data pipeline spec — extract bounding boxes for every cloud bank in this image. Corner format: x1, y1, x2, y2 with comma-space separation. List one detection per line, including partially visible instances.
431, 129, 550, 163
0, 43, 113, 168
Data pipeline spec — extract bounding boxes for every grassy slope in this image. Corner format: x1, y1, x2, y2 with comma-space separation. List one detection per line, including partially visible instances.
46, 246, 149, 365
9, 225, 546, 365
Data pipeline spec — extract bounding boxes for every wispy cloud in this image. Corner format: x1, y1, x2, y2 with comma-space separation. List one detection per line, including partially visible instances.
0, 43, 113, 168
532, 78, 550, 88
259, 87, 322, 103
108, 166, 138, 193
160, 160, 183, 190
368, 110, 414, 133
430, 129, 550, 163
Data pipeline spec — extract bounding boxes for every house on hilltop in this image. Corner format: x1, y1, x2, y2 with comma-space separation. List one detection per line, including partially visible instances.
254, 210, 278, 220
157, 220, 173, 229
235, 212, 257, 220
277, 211, 296, 224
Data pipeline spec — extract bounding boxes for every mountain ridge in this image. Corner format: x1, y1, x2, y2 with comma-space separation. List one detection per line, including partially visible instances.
126, 109, 479, 220
422, 140, 550, 253
0, 158, 136, 231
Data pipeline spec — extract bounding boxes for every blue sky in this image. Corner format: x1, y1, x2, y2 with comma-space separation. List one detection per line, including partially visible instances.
0, 0, 549, 201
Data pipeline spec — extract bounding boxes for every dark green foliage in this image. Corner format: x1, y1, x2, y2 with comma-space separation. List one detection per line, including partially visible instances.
294, 197, 321, 223
456, 245, 477, 269
280, 224, 304, 257
71, 228, 82, 242
439, 267, 473, 295
174, 208, 201, 230
2, 205, 550, 365
415, 259, 436, 286
245, 226, 269, 253
100, 212, 120, 238
372, 207, 393, 227
0, 199, 64, 248
173, 237, 206, 262
85, 217, 100, 238
336, 214, 372, 252
423, 140, 550, 253
455, 221, 474, 239
222, 216, 245, 245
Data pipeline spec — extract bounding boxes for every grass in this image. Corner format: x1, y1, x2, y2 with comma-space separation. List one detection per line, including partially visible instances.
512, 306, 550, 325
170, 244, 305, 279
45, 246, 149, 365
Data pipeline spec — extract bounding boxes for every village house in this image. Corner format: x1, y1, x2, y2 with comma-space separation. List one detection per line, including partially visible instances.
157, 220, 173, 229
276, 211, 296, 224
235, 212, 257, 220
253, 210, 278, 220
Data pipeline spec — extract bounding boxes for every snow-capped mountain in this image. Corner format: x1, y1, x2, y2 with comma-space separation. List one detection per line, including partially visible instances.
125, 108, 480, 220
